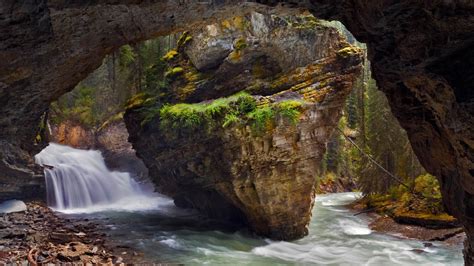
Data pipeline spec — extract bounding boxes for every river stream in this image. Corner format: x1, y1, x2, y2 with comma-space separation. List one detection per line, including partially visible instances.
36, 144, 463, 265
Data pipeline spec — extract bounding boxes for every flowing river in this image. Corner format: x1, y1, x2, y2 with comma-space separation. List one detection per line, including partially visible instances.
35, 144, 463, 265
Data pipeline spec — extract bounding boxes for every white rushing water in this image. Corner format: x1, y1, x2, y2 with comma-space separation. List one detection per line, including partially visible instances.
35, 143, 463, 265
82, 193, 463, 265
34, 143, 164, 213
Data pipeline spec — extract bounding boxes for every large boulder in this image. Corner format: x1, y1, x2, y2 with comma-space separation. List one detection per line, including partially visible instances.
125, 12, 363, 240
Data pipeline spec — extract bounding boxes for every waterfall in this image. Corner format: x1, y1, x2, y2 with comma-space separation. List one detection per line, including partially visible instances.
35, 143, 164, 213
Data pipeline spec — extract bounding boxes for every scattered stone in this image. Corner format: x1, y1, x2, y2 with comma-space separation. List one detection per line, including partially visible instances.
367, 215, 465, 245
0, 202, 136, 264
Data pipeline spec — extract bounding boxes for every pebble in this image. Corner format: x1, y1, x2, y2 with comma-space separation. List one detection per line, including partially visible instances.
0, 202, 127, 264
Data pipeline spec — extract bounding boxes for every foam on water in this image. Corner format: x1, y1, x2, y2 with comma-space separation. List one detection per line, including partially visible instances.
35, 144, 463, 264
90, 192, 463, 265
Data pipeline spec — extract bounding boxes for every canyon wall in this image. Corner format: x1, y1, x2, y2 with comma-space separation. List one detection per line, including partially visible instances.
0, 0, 472, 261
125, 12, 362, 239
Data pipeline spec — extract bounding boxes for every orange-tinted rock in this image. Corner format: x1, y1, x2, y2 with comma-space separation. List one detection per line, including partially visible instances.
125, 13, 363, 240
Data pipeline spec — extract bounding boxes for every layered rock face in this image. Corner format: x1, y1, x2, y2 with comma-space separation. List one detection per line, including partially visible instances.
303, 1, 474, 262
96, 119, 149, 180
49, 122, 96, 149
125, 13, 363, 239
0, 0, 472, 262
0, 0, 292, 205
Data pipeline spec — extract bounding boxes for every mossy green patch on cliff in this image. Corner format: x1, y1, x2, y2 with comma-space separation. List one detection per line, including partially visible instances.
247, 99, 304, 133
157, 92, 305, 135
162, 50, 179, 61
234, 38, 248, 51
336, 46, 360, 59
275, 100, 304, 125
98, 111, 124, 131
125, 92, 156, 110
356, 174, 457, 227
165, 67, 184, 79
159, 92, 256, 132
177, 31, 192, 50
247, 105, 275, 133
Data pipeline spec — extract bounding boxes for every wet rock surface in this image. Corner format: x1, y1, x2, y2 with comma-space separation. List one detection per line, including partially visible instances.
96, 119, 149, 182
125, 13, 363, 240
369, 215, 465, 246
0, 202, 139, 264
305, 1, 474, 262
49, 121, 96, 149
0, 0, 472, 262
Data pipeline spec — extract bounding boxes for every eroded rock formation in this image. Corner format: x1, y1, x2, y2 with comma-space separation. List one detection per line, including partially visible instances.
0, 0, 472, 262
303, 1, 474, 263
125, 13, 363, 239
49, 122, 96, 149
0, 0, 294, 202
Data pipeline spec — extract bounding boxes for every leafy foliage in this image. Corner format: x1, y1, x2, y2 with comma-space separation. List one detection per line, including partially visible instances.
50, 85, 98, 128
158, 92, 255, 132
276, 100, 303, 125
156, 93, 304, 135
247, 106, 275, 133
50, 34, 180, 129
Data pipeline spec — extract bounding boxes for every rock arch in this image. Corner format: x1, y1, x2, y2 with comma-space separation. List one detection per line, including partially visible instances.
0, 0, 473, 263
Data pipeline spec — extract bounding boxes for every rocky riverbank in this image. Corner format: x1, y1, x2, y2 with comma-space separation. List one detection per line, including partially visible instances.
348, 197, 465, 246
368, 215, 465, 245
0, 202, 141, 264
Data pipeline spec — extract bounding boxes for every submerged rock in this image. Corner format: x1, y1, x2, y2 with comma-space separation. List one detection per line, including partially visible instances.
125, 12, 363, 240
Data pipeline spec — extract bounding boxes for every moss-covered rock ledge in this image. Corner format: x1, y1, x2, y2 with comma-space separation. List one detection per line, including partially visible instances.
125, 12, 363, 240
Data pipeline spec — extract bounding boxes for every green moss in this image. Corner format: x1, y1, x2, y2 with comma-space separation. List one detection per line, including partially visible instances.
222, 113, 240, 128
234, 38, 248, 51
165, 67, 184, 78
162, 50, 179, 61
228, 50, 242, 62
125, 92, 156, 110
177, 31, 192, 50
221, 19, 232, 30
154, 92, 305, 136
232, 16, 248, 30
276, 100, 304, 125
336, 46, 360, 59
98, 112, 124, 131
158, 92, 256, 131
247, 105, 275, 133
361, 173, 455, 224
285, 14, 322, 30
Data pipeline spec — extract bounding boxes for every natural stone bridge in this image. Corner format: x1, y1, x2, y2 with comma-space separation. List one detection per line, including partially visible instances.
1, 0, 472, 263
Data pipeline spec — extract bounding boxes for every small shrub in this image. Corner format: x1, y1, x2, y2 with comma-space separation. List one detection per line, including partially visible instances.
247, 106, 275, 133
276, 100, 303, 125
223, 113, 239, 128
159, 103, 204, 130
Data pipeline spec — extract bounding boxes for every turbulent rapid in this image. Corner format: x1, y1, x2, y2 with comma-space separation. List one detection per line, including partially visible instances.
34, 143, 163, 213
83, 193, 463, 265
35, 144, 462, 264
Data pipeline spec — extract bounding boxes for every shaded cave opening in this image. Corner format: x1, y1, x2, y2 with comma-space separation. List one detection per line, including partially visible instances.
35, 13, 449, 230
